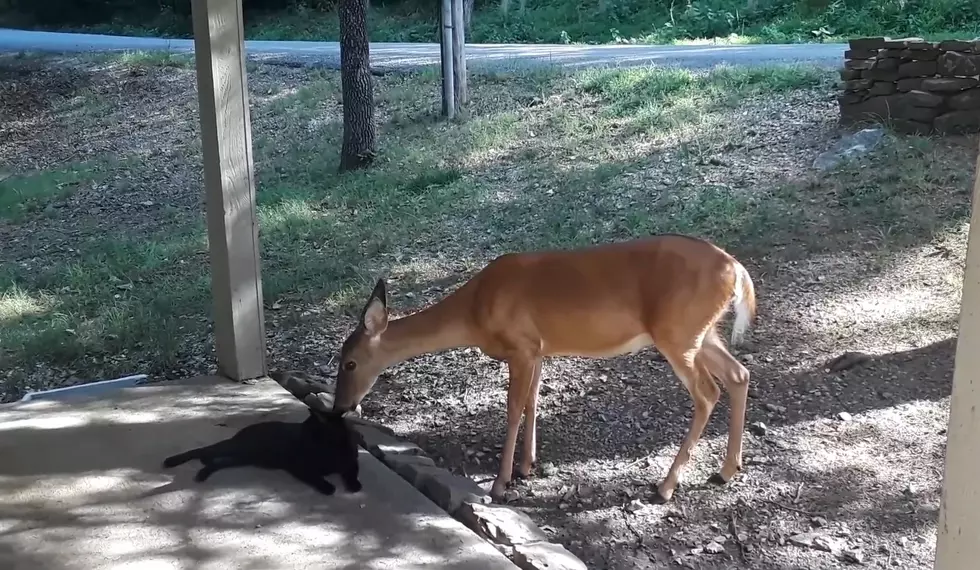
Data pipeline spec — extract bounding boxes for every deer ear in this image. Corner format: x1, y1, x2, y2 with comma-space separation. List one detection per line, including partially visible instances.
361, 278, 388, 337
369, 278, 387, 308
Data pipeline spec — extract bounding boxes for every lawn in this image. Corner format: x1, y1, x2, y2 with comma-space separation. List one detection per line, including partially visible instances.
1, 51, 976, 569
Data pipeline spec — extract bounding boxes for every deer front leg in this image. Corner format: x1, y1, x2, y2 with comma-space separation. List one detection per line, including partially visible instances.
490, 356, 538, 501
517, 360, 543, 479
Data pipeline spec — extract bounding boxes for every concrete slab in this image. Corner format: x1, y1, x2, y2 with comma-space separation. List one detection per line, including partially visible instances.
0, 376, 518, 570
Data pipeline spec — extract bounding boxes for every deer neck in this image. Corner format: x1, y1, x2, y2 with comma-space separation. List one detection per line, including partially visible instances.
378, 292, 476, 368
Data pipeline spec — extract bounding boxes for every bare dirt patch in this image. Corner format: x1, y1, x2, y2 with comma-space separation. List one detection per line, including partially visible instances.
1, 52, 976, 570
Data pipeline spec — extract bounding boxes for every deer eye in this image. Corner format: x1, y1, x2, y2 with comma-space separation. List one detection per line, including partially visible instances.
343, 361, 357, 372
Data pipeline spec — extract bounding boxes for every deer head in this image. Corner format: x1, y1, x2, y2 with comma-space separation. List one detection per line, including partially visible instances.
332, 278, 390, 413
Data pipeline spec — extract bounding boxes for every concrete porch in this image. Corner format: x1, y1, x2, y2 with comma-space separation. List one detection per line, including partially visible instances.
0, 376, 518, 570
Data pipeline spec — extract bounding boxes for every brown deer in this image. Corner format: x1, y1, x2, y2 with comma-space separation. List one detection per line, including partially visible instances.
331, 234, 756, 503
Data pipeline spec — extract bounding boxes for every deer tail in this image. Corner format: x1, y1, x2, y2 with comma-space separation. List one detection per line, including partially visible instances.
729, 261, 756, 346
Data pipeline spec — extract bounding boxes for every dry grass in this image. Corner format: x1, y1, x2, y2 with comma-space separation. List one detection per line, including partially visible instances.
1, 50, 976, 570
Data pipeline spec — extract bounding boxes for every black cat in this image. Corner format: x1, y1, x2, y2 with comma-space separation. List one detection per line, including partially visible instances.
162, 408, 362, 495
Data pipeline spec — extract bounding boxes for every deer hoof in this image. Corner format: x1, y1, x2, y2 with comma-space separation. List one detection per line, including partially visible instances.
651, 486, 673, 505
489, 481, 509, 502
707, 472, 729, 486
515, 462, 536, 479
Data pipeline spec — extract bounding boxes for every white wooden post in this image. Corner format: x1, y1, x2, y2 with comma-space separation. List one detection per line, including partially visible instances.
190, 0, 268, 381
934, 146, 980, 570
440, 0, 455, 119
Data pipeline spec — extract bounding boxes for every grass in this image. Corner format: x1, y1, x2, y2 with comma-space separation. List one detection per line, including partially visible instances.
0, 162, 106, 221
4, 0, 980, 46
0, 54, 976, 400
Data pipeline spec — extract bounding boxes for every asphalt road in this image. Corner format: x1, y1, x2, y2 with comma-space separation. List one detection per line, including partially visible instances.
0, 27, 846, 71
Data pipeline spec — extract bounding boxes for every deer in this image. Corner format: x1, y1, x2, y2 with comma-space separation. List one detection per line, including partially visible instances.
330, 233, 756, 504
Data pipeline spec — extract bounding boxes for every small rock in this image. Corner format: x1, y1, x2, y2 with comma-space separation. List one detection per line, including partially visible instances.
837, 411, 853, 422
814, 535, 846, 553
765, 403, 787, 414
540, 462, 559, 477
748, 421, 768, 436
455, 502, 549, 546
704, 541, 725, 554
897, 536, 909, 548
811, 516, 829, 528
789, 532, 818, 548
626, 499, 646, 513
842, 549, 866, 565
503, 489, 520, 503
827, 351, 872, 373
513, 542, 588, 570
559, 485, 577, 503
418, 469, 491, 514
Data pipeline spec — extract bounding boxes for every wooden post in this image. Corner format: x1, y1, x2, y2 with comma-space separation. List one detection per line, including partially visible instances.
451, 0, 467, 107
190, 0, 268, 381
440, 0, 455, 119
934, 146, 980, 570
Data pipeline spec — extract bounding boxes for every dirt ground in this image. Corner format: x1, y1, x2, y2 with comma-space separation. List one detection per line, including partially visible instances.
1, 53, 977, 570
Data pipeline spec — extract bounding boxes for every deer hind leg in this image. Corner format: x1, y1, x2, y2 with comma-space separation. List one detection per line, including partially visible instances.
653, 341, 721, 504
700, 326, 750, 485
490, 354, 541, 501
517, 360, 543, 479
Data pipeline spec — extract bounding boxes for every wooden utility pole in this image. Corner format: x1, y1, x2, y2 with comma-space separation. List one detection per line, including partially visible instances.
440, 0, 455, 119
190, 0, 267, 381
451, 0, 467, 107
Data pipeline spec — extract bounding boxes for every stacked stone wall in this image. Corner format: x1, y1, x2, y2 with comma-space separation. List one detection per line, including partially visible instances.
839, 37, 980, 134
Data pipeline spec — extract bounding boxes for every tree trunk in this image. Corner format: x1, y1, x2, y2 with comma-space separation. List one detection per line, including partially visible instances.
338, 0, 376, 173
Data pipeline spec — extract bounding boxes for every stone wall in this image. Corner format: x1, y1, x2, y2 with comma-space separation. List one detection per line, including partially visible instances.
838, 37, 980, 135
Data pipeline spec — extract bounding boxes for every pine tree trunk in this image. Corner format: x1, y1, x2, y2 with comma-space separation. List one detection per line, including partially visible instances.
338, 0, 376, 173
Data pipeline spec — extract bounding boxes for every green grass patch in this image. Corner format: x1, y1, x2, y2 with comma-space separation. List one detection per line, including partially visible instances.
578, 64, 826, 121
0, 163, 105, 221
1, 231, 209, 374
110, 50, 195, 68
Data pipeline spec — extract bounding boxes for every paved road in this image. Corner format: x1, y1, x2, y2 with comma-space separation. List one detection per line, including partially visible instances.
0, 376, 519, 570
0, 27, 845, 71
